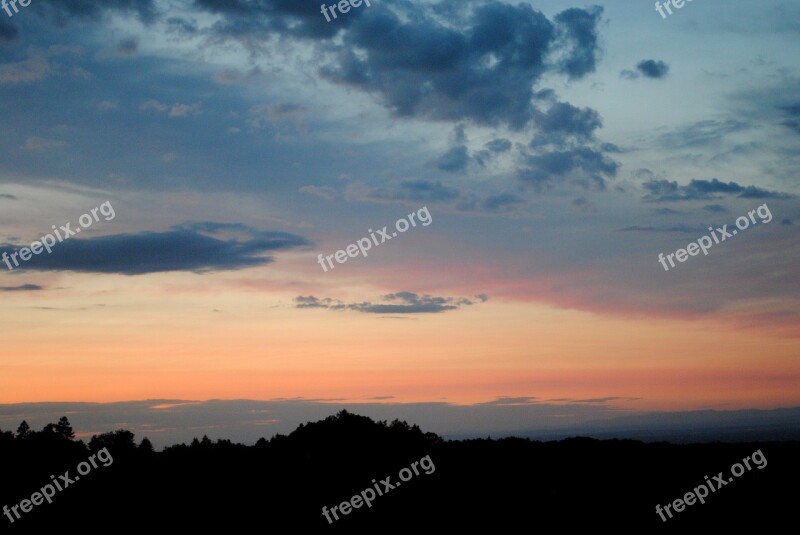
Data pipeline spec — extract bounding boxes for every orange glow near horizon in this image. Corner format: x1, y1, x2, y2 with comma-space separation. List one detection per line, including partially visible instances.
1, 274, 798, 411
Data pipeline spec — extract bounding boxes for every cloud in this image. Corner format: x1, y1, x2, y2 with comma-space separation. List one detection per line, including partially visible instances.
480, 192, 524, 212
571, 197, 596, 213
616, 225, 700, 233
299, 185, 337, 200
96, 100, 118, 111
546, 396, 640, 404
295, 292, 488, 314
0, 17, 19, 43
703, 204, 728, 213
0, 284, 44, 292
0, 193, 18, 200
369, 180, 460, 203
531, 102, 603, 146
0, 222, 311, 275
637, 59, 669, 79
117, 36, 139, 56
477, 397, 538, 406
656, 119, 750, 149
485, 138, 512, 153
35, 0, 159, 25
21, 137, 66, 151
552, 6, 604, 79
642, 178, 792, 202
0, 53, 50, 85
318, 1, 603, 130
436, 145, 470, 173
779, 103, 800, 135
140, 100, 201, 117
517, 147, 619, 191
248, 103, 308, 129
652, 207, 682, 216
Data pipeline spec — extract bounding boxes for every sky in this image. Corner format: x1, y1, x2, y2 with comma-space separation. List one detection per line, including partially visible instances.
0, 0, 798, 442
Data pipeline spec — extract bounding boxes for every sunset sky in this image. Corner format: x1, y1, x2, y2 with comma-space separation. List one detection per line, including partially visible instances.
1, 0, 798, 442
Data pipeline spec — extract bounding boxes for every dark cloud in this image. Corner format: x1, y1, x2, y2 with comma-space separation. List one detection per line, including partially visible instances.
642, 178, 792, 202
0, 17, 19, 43
636, 59, 669, 79
485, 138, 512, 153
0, 222, 310, 275
546, 396, 640, 404
295, 292, 488, 314
369, 179, 460, 203
480, 192, 524, 212
166, 16, 199, 35
518, 147, 619, 191
530, 102, 603, 146
36, 0, 159, 24
552, 6, 604, 79
0, 193, 18, 200
117, 36, 139, 56
317, 1, 603, 130
477, 397, 538, 406
0, 284, 44, 292
436, 145, 470, 173
703, 204, 728, 213
779, 103, 800, 134
193, 0, 353, 39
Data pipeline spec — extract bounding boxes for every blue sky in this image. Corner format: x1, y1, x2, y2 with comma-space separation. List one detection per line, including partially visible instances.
0, 0, 798, 438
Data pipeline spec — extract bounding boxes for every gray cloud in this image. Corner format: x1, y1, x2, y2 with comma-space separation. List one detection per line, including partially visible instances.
0, 222, 310, 275
480, 192, 524, 212
485, 138, 512, 153
36, 0, 159, 25
318, 1, 603, 130
636, 59, 669, 79
296, 292, 488, 314
530, 102, 603, 147
518, 147, 619, 191
436, 145, 470, 173
703, 204, 728, 213
0, 17, 19, 43
117, 36, 139, 55
616, 225, 700, 233
0, 284, 44, 292
0, 193, 18, 200
642, 178, 792, 202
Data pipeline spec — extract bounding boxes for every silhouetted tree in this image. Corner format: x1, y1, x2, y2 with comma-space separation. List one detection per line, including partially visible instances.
89, 429, 137, 455
56, 416, 75, 440
139, 437, 154, 453
16, 420, 30, 439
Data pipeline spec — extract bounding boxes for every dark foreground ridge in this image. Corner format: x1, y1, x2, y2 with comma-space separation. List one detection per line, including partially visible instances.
1, 411, 797, 530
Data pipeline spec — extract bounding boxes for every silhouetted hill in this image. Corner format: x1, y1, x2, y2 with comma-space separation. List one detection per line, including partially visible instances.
1, 411, 797, 530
